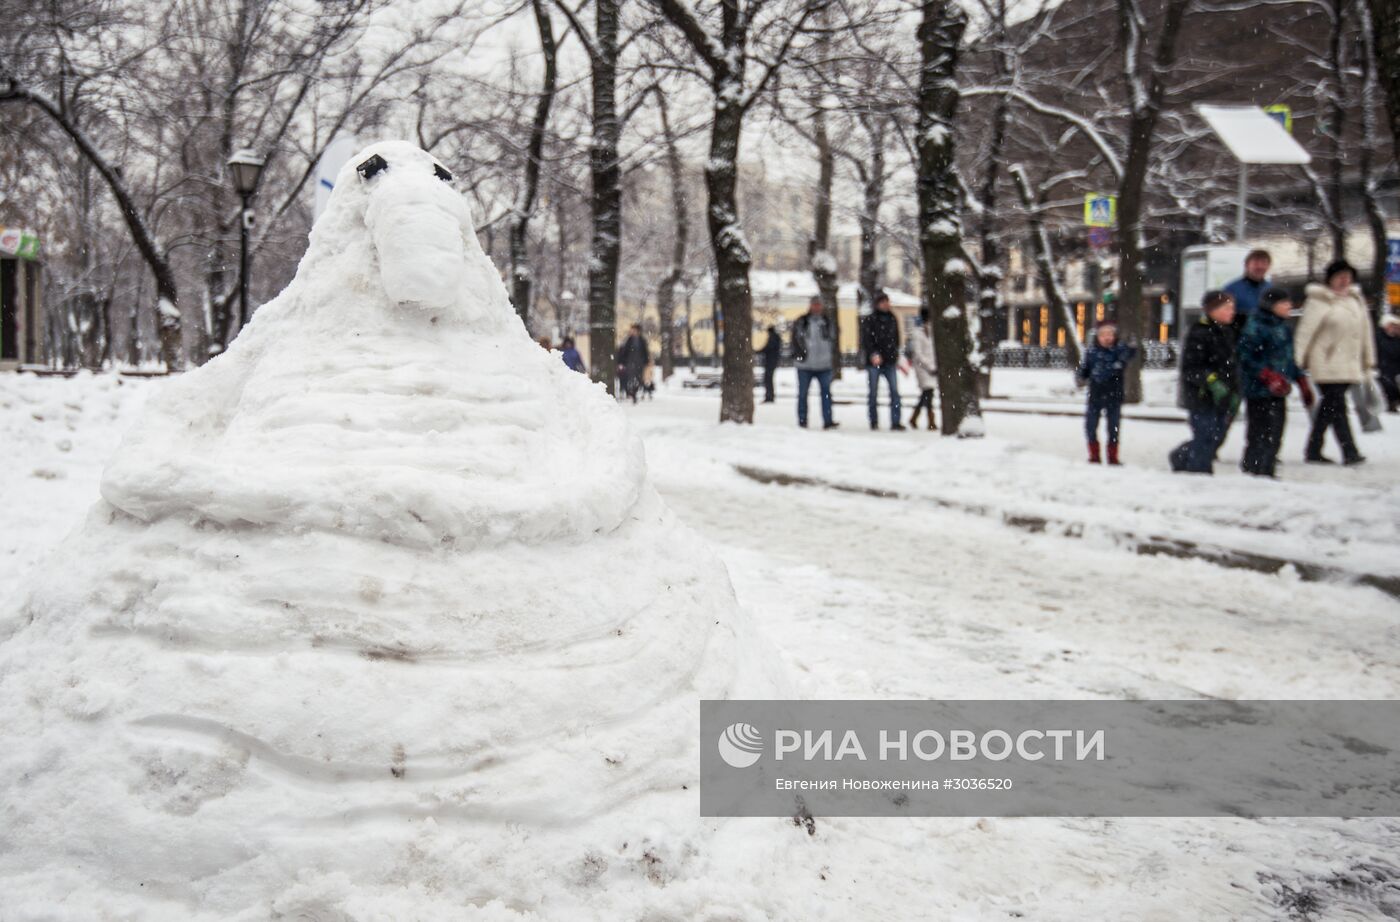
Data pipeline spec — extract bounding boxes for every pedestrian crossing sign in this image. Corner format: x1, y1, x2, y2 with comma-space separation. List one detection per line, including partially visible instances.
1084, 194, 1116, 228
1265, 105, 1292, 133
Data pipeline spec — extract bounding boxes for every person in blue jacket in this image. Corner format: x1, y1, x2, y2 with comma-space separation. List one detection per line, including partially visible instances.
1075, 322, 1137, 464
1237, 287, 1313, 477
559, 337, 586, 373
1223, 249, 1272, 324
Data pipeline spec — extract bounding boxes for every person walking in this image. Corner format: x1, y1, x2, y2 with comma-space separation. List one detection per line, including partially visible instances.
861, 291, 904, 430
1295, 260, 1375, 465
1224, 249, 1272, 325
560, 337, 586, 373
1170, 290, 1240, 475
1377, 313, 1400, 413
1237, 288, 1313, 477
791, 296, 838, 429
907, 308, 938, 431
1075, 322, 1136, 465
760, 325, 781, 404
616, 324, 649, 404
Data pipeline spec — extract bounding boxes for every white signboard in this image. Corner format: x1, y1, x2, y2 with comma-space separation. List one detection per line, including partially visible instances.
1194, 105, 1310, 165
314, 137, 361, 221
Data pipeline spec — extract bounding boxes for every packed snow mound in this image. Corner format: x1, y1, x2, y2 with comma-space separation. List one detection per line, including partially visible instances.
0, 141, 785, 917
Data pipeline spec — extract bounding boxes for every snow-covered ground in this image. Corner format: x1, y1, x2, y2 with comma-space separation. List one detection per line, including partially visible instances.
3, 366, 1399, 918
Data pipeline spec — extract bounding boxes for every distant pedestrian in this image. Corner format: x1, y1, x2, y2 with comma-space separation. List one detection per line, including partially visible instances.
1075, 322, 1136, 465
642, 361, 656, 400
1224, 249, 1272, 325
760, 324, 781, 403
1295, 260, 1374, 465
907, 309, 938, 431
1237, 288, 1313, 478
617, 324, 649, 404
792, 296, 838, 429
861, 291, 904, 430
560, 337, 586, 373
1376, 314, 1400, 413
1170, 290, 1239, 474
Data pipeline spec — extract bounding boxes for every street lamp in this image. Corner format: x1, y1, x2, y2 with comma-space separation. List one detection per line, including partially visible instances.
227, 148, 266, 331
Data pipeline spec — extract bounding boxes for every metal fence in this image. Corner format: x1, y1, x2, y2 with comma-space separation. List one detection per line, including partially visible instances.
991, 341, 1178, 370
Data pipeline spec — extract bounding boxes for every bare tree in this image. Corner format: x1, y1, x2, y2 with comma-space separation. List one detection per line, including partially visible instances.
648, 0, 826, 423
918, 0, 980, 436
0, 81, 185, 370
1113, 0, 1191, 404
1370, 0, 1400, 153
1010, 163, 1085, 366
510, 0, 562, 326
653, 88, 690, 380
553, 0, 625, 393
1357, 0, 1389, 317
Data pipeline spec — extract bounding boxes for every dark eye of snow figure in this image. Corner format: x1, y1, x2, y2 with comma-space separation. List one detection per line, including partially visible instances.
434, 164, 453, 183
356, 154, 388, 181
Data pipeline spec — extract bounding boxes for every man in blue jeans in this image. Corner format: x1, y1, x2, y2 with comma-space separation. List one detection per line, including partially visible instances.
790, 296, 839, 429
861, 292, 905, 430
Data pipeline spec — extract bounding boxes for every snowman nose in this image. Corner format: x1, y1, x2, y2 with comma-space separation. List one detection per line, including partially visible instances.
361, 159, 470, 309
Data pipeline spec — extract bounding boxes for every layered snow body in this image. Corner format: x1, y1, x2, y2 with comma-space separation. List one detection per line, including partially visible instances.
0, 141, 784, 916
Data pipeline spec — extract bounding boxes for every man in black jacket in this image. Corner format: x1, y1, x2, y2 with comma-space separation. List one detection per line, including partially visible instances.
759, 325, 781, 403
1170, 290, 1240, 474
861, 292, 905, 430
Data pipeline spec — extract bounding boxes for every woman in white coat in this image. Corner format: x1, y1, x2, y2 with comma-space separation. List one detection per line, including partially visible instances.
907, 308, 939, 431
1294, 260, 1376, 464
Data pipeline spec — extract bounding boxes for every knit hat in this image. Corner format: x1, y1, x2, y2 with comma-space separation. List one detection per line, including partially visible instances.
1324, 259, 1358, 283
1201, 289, 1233, 312
1259, 287, 1292, 308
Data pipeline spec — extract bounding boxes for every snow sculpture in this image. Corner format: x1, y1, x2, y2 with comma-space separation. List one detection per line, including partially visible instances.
0, 141, 784, 915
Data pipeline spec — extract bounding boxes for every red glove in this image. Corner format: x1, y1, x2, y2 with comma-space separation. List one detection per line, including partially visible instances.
1259, 369, 1291, 398
1296, 376, 1315, 408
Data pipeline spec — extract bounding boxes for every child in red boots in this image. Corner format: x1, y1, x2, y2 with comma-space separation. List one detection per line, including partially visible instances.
1075, 323, 1137, 465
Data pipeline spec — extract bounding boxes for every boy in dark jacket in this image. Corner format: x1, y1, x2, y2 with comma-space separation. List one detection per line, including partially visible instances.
1075, 322, 1137, 464
1237, 288, 1313, 477
1170, 290, 1240, 474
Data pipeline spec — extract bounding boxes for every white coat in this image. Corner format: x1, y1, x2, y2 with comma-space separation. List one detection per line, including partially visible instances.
909, 324, 938, 390
1295, 283, 1376, 384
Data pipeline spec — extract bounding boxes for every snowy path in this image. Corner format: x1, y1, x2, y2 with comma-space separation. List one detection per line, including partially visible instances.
3, 371, 1400, 918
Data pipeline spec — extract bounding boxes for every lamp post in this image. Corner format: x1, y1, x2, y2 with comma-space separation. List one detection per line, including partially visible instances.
227, 148, 266, 332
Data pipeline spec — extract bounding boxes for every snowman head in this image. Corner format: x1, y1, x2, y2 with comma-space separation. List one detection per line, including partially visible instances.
316, 140, 481, 314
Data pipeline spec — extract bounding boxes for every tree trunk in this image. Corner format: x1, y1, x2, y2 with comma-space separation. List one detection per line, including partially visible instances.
1358, 0, 1388, 319
1370, 0, 1400, 154
510, 0, 559, 328
973, 0, 1010, 399
1114, 0, 1188, 404
1, 83, 184, 370
708, 82, 755, 423
587, 0, 622, 393
655, 90, 687, 381
1324, 0, 1349, 261
918, 0, 978, 436
1011, 165, 1082, 367
811, 89, 841, 370
858, 137, 885, 312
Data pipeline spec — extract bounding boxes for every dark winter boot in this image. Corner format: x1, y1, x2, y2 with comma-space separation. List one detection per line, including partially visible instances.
1106, 443, 1121, 466
909, 406, 921, 428
1088, 441, 1102, 464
